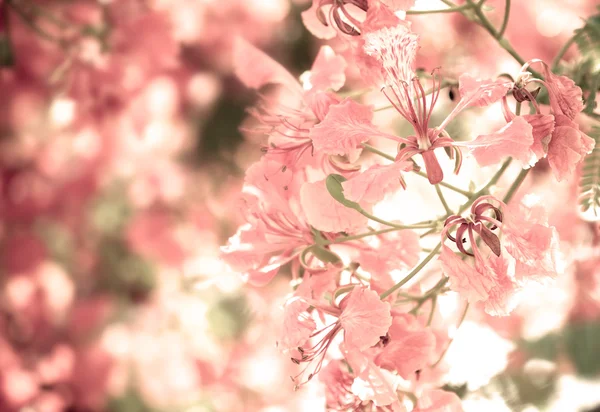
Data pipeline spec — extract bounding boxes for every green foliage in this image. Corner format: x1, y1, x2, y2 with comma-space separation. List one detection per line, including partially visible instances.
572, 7, 600, 114
579, 126, 600, 219
325, 174, 361, 210
97, 239, 156, 301
207, 294, 253, 340
563, 320, 600, 378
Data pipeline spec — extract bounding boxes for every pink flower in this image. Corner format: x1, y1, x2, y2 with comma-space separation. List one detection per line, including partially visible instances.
287, 287, 391, 386
439, 196, 558, 315
363, 25, 511, 184
221, 159, 314, 285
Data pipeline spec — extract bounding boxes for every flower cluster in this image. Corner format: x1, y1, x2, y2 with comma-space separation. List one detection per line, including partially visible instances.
222, 0, 599, 410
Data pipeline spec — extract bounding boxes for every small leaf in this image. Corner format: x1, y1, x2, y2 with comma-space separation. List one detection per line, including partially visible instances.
578, 126, 600, 221
300, 245, 342, 267
325, 174, 362, 210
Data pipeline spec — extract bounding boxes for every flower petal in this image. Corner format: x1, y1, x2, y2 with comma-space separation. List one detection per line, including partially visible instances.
300, 179, 368, 233
302, 46, 347, 92
467, 116, 534, 167
309, 99, 382, 157
458, 74, 512, 108
233, 37, 301, 93
342, 161, 412, 204
340, 287, 392, 350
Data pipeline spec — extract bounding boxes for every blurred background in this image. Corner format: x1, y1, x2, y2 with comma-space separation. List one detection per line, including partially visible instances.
1, 0, 600, 411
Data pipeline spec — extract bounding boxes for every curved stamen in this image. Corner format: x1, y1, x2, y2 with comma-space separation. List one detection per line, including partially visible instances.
455, 224, 473, 256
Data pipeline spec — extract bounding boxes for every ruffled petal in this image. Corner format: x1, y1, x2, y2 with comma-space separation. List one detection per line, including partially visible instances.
340, 287, 392, 350
342, 161, 412, 204
467, 116, 535, 167
309, 99, 382, 157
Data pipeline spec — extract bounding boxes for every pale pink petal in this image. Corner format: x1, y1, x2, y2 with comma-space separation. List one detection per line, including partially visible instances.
547, 115, 595, 181
342, 161, 411, 204
458, 74, 512, 108
310, 99, 383, 157
301, 1, 337, 39
380, 0, 416, 11
359, 230, 421, 276
244, 253, 297, 286
304, 46, 347, 92
415, 389, 463, 412
476, 254, 520, 316
351, 365, 399, 407
439, 245, 492, 303
300, 179, 369, 233
375, 328, 436, 379
305, 91, 342, 122
467, 116, 534, 167
340, 287, 392, 350
437, 77, 512, 132
295, 268, 338, 300
522, 114, 555, 160
278, 299, 317, 352
362, 24, 419, 86
502, 202, 559, 283
543, 66, 584, 119
233, 37, 301, 93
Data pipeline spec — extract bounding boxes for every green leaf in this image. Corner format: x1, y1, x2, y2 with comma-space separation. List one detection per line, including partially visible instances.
300, 245, 342, 266
579, 126, 600, 221
325, 174, 362, 210
563, 320, 600, 377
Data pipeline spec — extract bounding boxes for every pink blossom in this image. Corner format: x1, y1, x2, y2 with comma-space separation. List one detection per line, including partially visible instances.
300, 178, 369, 233
439, 196, 559, 315
339, 287, 392, 350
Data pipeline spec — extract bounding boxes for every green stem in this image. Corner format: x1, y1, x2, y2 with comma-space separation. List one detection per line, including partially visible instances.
552, 31, 581, 70
406, 4, 473, 15
325, 224, 434, 245
496, 0, 510, 39
435, 184, 452, 215
427, 295, 437, 326
380, 242, 442, 300
502, 167, 529, 204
